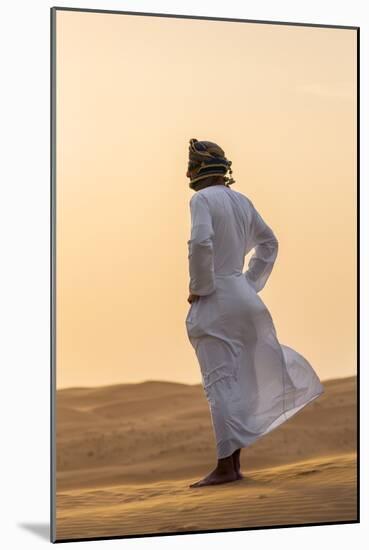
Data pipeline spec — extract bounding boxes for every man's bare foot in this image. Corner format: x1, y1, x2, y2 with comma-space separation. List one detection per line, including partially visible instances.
189, 456, 239, 488
232, 448, 244, 479
189, 468, 238, 488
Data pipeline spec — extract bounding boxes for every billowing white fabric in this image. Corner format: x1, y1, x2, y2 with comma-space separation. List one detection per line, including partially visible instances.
185, 185, 324, 459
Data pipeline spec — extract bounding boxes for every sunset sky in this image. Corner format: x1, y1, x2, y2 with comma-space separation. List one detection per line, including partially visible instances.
55, 10, 357, 389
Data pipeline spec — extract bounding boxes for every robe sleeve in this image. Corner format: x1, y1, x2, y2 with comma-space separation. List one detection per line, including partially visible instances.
187, 193, 216, 296
244, 202, 279, 293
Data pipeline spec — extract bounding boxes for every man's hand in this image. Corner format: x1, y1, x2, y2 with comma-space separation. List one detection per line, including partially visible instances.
188, 293, 200, 305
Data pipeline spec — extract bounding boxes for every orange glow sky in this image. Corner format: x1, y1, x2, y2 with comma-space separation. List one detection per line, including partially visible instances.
55, 10, 357, 389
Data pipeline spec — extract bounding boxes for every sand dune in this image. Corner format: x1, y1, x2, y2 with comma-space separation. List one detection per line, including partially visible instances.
55, 375, 357, 541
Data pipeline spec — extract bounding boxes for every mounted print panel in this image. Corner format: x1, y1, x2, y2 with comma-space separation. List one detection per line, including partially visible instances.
50, 7, 359, 543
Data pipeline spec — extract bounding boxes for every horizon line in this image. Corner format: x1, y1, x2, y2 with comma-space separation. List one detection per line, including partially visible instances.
56, 373, 356, 392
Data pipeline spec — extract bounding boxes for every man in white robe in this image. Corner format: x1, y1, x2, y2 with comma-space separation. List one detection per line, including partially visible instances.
185, 138, 324, 488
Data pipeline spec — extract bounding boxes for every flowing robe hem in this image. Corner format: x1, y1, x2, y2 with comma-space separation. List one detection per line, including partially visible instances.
216, 387, 324, 459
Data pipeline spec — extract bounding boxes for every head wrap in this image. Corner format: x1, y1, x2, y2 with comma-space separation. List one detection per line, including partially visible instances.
188, 138, 235, 190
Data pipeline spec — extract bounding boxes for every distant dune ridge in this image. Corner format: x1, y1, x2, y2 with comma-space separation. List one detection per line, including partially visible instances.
55, 375, 357, 540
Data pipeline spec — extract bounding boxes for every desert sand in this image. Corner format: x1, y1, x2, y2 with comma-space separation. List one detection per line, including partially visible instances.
55, 375, 357, 541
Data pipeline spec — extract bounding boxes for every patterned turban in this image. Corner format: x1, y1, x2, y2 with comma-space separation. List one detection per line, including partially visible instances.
187, 138, 235, 190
